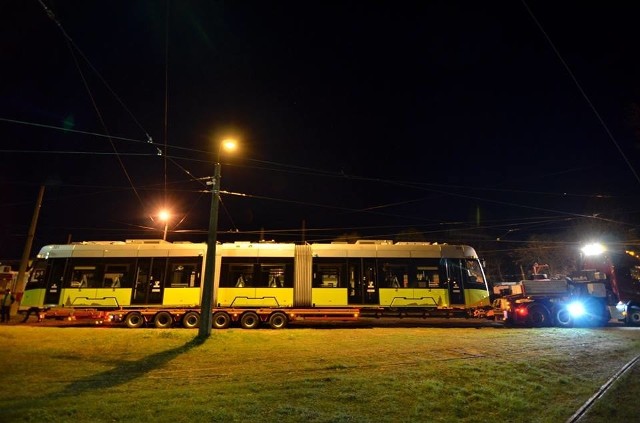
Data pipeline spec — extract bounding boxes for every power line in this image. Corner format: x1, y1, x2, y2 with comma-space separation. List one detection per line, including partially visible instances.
522, 0, 640, 188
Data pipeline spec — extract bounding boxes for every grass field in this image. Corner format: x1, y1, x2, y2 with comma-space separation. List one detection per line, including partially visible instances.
1, 321, 639, 422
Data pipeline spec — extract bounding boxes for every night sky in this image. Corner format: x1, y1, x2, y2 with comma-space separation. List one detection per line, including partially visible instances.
2, 1, 640, 260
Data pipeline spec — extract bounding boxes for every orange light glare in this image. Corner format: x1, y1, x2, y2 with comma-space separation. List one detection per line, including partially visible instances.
221, 139, 238, 152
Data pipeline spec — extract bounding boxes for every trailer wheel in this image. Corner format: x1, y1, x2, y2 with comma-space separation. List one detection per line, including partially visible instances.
212, 311, 231, 329
240, 311, 260, 329
554, 307, 573, 328
154, 311, 173, 328
626, 305, 640, 326
125, 311, 145, 328
268, 312, 288, 329
526, 304, 550, 327
182, 311, 200, 329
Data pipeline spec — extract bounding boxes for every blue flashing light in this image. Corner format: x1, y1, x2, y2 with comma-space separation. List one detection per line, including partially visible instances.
567, 301, 585, 318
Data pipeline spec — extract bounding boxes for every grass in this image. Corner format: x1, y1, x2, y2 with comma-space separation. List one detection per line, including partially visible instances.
1, 321, 639, 422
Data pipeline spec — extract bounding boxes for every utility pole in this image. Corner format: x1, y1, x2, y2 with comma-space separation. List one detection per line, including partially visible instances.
198, 138, 237, 338
13, 185, 45, 315
198, 164, 221, 338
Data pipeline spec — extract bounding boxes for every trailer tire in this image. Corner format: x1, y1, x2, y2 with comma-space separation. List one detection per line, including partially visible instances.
240, 311, 260, 329
626, 305, 640, 326
212, 311, 231, 329
125, 312, 145, 328
526, 304, 550, 327
268, 312, 288, 329
554, 307, 573, 328
182, 311, 200, 329
154, 311, 173, 328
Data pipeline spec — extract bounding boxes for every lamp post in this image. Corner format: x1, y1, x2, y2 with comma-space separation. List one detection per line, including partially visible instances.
198, 139, 237, 338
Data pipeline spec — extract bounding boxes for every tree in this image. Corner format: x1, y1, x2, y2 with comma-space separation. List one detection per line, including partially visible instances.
509, 233, 575, 278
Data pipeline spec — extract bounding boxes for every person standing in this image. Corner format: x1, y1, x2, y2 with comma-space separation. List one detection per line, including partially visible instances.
1, 288, 15, 323
531, 262, 549, 279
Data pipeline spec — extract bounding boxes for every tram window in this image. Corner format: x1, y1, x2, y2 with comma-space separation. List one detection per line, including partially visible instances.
261, 264, 286, 288
225, 264, 254, 288
313, 264, 344, 288
70, 266, 98, 288
463, 259, 486, 287
27, 267, 47, 289
381, 263, 406, 288
103, 265, 130, 288
321, 273, 337, 287
416, 266, 440, 288
168, 259, 201, 288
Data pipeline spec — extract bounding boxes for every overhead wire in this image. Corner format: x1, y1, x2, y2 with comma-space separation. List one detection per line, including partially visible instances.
522, 0, 640, 187
36, 0, 221, 240
11, 2, 640, 242
3, 138, 636, 241
3, 139, 636, 239
37, 1, 155, 145
37, 0, 158, 223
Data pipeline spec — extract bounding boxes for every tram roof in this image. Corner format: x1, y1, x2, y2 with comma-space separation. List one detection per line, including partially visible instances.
36, 239, 479, 260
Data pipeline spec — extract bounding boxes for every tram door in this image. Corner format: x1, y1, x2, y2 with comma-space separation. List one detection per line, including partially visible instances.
43, 260, 66, 305
131, 258, 165, 305
362, 260, 379, 304
348, 259, 379, 305
445, 259, 465, 305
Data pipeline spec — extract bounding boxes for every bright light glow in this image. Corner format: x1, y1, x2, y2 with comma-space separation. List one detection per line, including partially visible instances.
221, 138, 238, 152
567, 302, 585, 318
158, 210, 170, 222
582, 243, 605, 256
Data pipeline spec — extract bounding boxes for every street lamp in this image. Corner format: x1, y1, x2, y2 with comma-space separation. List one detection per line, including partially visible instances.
198, 138, 237, 338
158, 210, 170, 241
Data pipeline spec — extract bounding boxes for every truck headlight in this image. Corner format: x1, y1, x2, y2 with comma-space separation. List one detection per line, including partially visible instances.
567, 301, 585, 318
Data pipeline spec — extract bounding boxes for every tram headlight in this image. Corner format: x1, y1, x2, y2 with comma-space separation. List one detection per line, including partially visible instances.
567, 301, 585, 318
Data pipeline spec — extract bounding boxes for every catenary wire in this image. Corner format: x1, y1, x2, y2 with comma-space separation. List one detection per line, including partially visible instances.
522, 0, 640, 188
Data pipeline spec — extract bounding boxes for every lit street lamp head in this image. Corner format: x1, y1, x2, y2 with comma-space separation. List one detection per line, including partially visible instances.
217, 138, 238, 162
158, 210, 170, 222
221, 138, 237, 153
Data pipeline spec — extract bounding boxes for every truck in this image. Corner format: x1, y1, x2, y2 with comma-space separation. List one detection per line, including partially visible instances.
492, 243, 640, 327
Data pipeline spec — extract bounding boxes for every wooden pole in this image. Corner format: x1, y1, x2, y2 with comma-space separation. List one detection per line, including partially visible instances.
13, 185, 45, 315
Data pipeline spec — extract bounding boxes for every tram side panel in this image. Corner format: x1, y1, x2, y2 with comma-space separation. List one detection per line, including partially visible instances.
214, 243, 296, 308
20, 240, 491, 326
20, 242, 207, 314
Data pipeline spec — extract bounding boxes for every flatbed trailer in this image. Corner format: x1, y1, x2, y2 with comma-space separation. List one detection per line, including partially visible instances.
23, 307, 110, 325
27, 302, 485, 329
36, 304, 484, 329
105, 306, 362, 329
